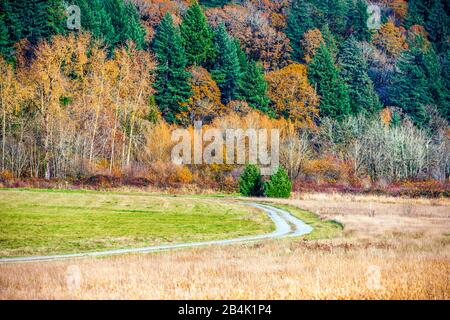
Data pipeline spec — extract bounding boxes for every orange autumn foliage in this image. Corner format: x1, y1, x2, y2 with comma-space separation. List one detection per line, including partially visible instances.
301, 29, 324, 63
373, 22, 408, 57
186, 66, 225, 124
265, 64, 319, 128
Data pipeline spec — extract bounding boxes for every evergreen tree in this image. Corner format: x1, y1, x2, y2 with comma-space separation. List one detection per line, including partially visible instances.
236, 56, 271, 114
180, 2, 215, 66
263, 166, 292, 198
324, 0, 349, 36
308, 43, 351, 120
390, 47, 434, 127
0, 13, 10, 58
211, 23, 240, 104
105, 0, 145, 49
338, 37, 381, 115
153, 13, 192, 124
199, 0, 231, 7
404, 0, 425, 28
286, 0, 315, 62
441, 49, 450, 121
347, 0, 371, 42
239, 164, 264, 197
89, 0, 115, 46
426, 0, 449, 53
423, 46, 447, 113
321, 24, 338, 58
5, 0, 66, 45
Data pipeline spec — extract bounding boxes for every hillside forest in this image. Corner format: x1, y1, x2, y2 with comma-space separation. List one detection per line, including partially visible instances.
0, 0, 449, 195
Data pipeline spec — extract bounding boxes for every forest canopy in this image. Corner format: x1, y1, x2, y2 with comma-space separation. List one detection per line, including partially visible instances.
0, 0, 448, 193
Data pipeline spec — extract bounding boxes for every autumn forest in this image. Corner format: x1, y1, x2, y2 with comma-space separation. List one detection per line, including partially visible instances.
0, 0, 449, 196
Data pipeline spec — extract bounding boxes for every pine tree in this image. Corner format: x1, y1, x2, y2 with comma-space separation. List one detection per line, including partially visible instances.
153, 13, 192, 124
338, 37, 381, 115
7, 0, 66, 45
440, 49, 450, 121
426, 0, 449, 53
211, 23, 240, 104
90, 0, 115, 46
180, 2, 215, 66
0, 13, 10, 58
423, 46, 446, 111
239, 164, 264, 197
321, 24, 338, 58
390, 47, 433, 127
236, 56, 271, 114
286, 0, 315, 62
105, 0, 145, 49
308, 43, 351, 120
263, 166, 292, 198
347, 0, 371, 42
199, 0, 231, 7
324, 0, 349, 36
404, 0, 425, 28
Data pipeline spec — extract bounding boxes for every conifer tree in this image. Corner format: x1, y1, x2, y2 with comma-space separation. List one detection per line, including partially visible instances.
0, 14, 10, 58
199, 0, 231, 7
390, 47, 433, 127
426, 0, 449, 52
264, 166, 292, 198
441, 49, 450, 121
5, 0, 66, 45
286, 0, 315, 62
239, 164, 264, 197
236, 56, 271, 114
321, 24, 338, 58
180, 2, 215, 66
339, 37, 381, 115
404, 0, 425, 28
153, 13, 192, 124
308, 43, 351, 119
347, 0, 371, 42
211, 23, 240, 104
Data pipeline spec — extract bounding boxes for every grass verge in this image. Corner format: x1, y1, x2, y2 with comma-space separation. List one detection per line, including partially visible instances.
271, 204, 343, 240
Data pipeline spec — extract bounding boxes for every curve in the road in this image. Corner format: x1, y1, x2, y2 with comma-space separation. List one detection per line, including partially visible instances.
0, 203, 313, 263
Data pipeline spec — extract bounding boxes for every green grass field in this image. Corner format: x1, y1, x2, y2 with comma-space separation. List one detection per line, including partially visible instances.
0, 189, 272, 257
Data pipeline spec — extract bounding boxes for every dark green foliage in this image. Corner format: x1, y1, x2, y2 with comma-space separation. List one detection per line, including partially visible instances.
338, 37, 381, 115
286, 0, 315, 62
180, 2, 215, 66
0, 13, 10, 57
426, 0, 449, 52
104, 0, 145, 49
234, 41, 271, 114
347, 0, 371, 42
199, 0, 231, 8
405, 0, 425, 28
211, 23, 240, 104
390, 47, 434, 127
308, 43, 351, 120
321, 24, 338, 58
263, 167, 292, 198
1, 0, 66, 46
153, 13, 192, 124
239, 164, 264, 197
319, 0, 349, 36
441, 49, 450, 121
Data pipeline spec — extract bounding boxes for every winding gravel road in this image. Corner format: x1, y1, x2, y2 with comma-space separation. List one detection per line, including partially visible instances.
0, 203, 312, 263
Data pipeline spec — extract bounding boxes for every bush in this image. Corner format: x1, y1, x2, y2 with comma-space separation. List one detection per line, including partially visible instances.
239, 164, 264, 197
264, 166, 292, 198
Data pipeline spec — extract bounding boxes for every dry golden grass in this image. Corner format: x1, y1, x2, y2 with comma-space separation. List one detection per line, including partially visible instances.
1, 192, 449, 300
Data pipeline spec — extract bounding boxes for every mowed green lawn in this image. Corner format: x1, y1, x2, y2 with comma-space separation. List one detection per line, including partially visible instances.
0, 189, 272, 257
